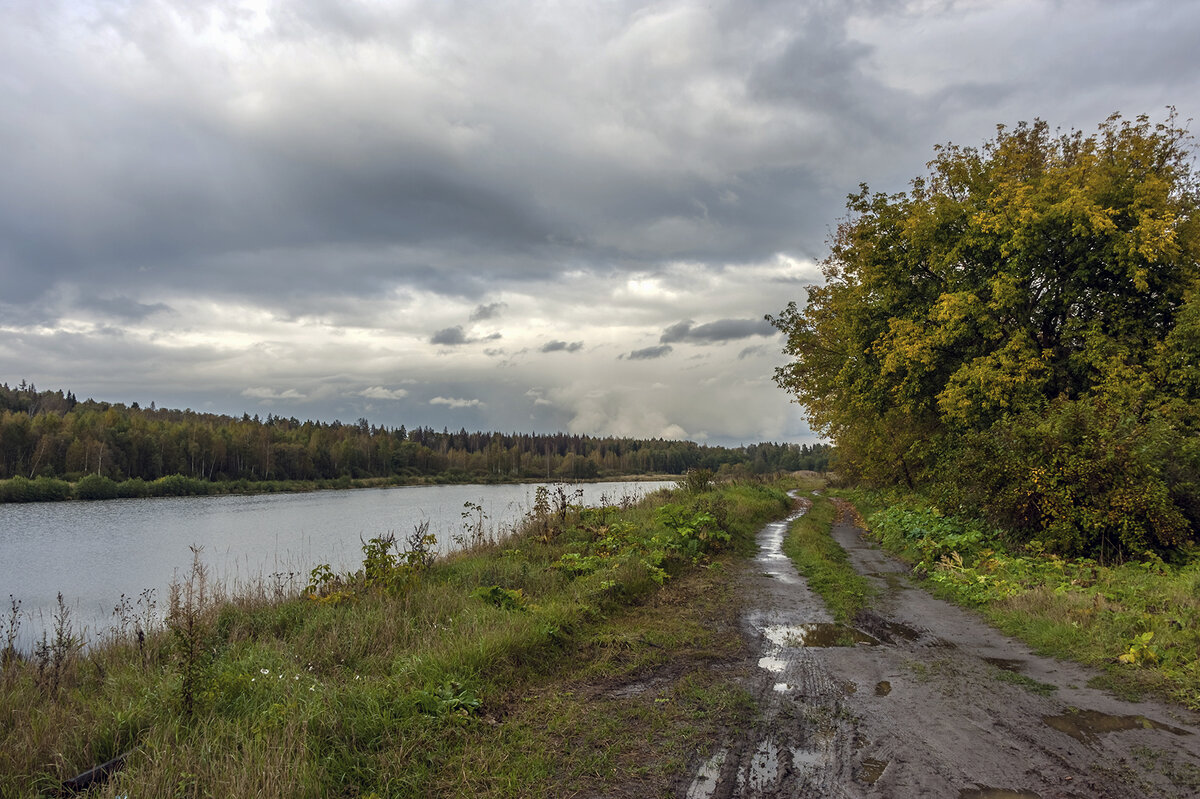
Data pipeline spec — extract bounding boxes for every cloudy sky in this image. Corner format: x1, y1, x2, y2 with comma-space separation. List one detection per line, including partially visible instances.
1, 0, 1196, 445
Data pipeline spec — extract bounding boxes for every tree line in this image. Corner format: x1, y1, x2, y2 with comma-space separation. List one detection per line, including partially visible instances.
0, 381, 831, 497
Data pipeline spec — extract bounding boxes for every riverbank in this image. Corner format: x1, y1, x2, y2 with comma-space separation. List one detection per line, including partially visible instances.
0, 471, 686, 504
0, 478, 791, 796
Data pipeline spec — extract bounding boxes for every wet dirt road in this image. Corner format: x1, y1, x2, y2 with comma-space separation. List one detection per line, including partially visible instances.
683, 498, 1200, 798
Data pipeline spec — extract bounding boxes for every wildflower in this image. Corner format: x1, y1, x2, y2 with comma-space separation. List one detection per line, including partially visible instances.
261, 668, 270, 675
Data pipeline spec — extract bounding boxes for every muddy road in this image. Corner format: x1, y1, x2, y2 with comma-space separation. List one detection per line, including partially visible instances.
683, 497, 1200, 798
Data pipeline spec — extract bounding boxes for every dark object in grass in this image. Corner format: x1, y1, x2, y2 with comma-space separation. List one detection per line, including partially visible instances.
60, 751, 128, 794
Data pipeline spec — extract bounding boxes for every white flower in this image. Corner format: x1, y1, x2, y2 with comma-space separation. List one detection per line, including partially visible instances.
260, 668, 270, 675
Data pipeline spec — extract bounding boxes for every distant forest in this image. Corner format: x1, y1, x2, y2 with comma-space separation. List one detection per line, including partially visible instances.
0, 382, 830, 490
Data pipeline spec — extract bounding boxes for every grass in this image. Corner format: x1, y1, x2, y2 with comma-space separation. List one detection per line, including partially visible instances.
780, 487, 875, 623
835, 487, 1200, 710
0, 477, 790, 797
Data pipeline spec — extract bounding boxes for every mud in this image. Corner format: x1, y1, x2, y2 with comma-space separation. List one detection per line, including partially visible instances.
682, 498, 1200, 798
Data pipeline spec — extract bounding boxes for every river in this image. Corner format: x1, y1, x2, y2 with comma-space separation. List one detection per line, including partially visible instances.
0, 480, 672, 649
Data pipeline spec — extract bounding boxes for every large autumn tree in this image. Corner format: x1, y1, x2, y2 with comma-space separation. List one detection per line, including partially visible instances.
771, 113, 1200, 557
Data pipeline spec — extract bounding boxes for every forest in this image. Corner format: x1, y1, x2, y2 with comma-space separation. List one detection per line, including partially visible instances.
0, 381, 830, 500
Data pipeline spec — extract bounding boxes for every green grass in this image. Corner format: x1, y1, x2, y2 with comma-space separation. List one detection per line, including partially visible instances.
780, 489, 875, 623
835, 487, 1200, 711
0, 479, 791, 797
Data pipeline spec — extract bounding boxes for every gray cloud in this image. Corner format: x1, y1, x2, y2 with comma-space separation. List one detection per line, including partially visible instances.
625, 345, 674, 361
430, 326, 468, 346
1, 0, 1196, 444
541, 340, 583, 353
470, 302, 507, 321
660, 318, 777, 344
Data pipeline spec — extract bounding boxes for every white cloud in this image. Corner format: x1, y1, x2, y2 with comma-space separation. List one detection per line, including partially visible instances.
360, 386, 409, 400
429, 396, 482, 409
242, 387, 305, 401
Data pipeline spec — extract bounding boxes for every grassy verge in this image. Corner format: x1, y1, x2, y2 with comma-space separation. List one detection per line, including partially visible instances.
835, 487, 1200, 710
0, 479, 789, 797
780, 486, 875, 623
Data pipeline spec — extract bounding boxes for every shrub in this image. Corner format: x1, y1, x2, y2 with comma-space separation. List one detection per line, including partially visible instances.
75, 473, 120, 500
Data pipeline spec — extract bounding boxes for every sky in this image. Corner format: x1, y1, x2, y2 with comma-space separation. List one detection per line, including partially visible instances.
1, 0, 1197, 446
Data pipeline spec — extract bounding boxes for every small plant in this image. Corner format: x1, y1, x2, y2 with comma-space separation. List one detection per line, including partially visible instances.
33, 592, 81, 696
412, 679, 482, 721
531, 485, 552, 539
2, 595, 20, 676
1118, 632, 1161, 666
460, 500, 489, 546
168, 546, 211, 718
679, 468, 715, 494
471, 585, 528, 612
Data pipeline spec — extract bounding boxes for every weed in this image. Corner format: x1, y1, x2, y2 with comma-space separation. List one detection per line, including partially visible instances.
678, 468, 715, 494
472, 585, 528, 612
2, 595, 20, 675
167, 546, 211, 718
459, 501, 490, 547
33, 592, 81, 696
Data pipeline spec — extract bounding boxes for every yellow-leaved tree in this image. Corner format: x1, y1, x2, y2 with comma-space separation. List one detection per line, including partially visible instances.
770, 112, 1200, 557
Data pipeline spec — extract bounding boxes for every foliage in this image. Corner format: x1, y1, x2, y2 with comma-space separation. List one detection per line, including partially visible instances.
678, 467, 715, 494
772, 112, 1200, 557
471, 585, 528, 612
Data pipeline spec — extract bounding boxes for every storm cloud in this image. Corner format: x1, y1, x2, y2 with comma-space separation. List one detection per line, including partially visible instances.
626, 345, 675, 361
1, 0, 1196, 444
541, 341, 584, 353
660, 318, 777, 345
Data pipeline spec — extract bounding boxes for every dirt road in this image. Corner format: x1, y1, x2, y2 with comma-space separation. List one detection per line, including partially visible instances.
683, 498, 1200, 798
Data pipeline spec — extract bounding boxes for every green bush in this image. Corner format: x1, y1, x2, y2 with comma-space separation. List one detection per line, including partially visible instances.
75, 473, 120, 500
934, 398, 1194, 558
149, 474, 211, 497
0, 476, 72, 502
117, 477, 150, 498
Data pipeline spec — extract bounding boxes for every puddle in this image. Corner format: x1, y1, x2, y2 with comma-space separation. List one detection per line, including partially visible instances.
758, 656, 786, 673
1043, 709, 1192, 746
791, 746, 823, 773
742, 739, 781, 793
874, 680, 892, 696
762, 623, 879, 648
959, 789, 1040, 799
854, 612, 924, 645
858, 757, 888, 785
866, 571, 909, 591
983, 657, 1024, 672
685, 749, 727, 799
